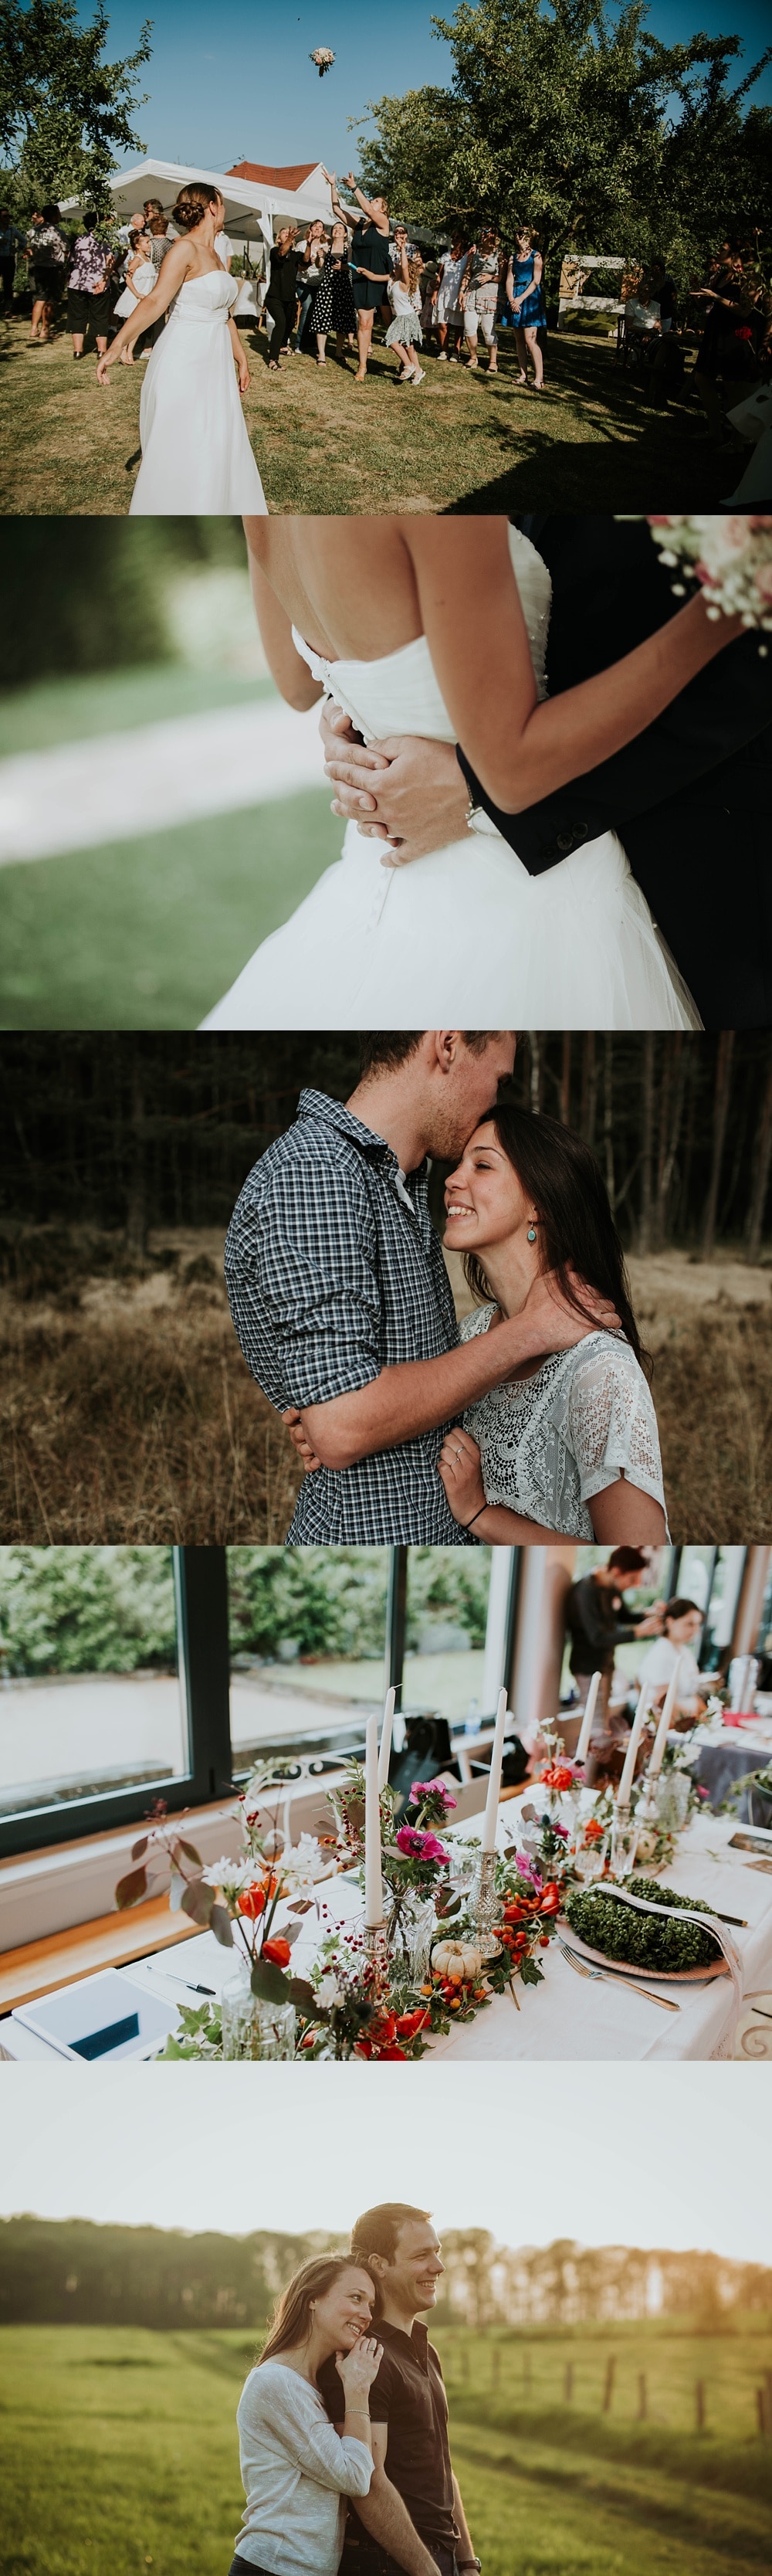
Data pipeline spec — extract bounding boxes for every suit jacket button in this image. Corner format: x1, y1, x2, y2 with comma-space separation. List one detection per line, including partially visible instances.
557, 833, 574, 853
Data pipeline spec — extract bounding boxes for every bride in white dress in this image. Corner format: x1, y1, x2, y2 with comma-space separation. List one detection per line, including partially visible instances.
96, 184, 267, 517
201, 517, 740, 1028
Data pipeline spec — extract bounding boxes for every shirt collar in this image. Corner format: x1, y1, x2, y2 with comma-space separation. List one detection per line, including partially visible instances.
378, 2316, 430, 2360
296, 1088, 428, 1186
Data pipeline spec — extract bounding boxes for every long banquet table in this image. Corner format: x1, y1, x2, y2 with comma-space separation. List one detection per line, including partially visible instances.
4, 1799, 772, 2063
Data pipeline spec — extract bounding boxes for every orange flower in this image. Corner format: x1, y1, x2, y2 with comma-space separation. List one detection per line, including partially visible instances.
537, 1883, 561, 1916
394, 2008, 430, 2038
262, 1936, 291, 1967
238, 1884, 267, 1918
584, 1818, 604, 1842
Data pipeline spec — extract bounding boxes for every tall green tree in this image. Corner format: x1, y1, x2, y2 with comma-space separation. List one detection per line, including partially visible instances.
353, 0, 772, 283
0, 0, 151, 214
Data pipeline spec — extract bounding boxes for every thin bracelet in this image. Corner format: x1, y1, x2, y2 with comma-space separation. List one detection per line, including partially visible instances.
462, 1504, 487, 1531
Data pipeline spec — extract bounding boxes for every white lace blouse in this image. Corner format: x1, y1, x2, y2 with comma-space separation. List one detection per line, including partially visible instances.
461, 1307, 669, 1537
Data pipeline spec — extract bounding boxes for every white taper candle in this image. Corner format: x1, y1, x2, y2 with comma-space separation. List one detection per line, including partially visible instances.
482, 1687, 508, 1853
378, 1687, 395, 1793
364, 1713, 384, 1926
618, 1678, 652, 1808
646, 1653, 682, 1781
575, 1672, 601, 1766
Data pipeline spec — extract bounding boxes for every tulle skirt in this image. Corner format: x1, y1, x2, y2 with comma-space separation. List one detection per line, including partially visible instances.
201, 816, 700, 1030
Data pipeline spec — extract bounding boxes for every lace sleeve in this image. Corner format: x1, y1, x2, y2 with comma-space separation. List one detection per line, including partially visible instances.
566, 1340, 666, 1515
459, 1305, 495, 1342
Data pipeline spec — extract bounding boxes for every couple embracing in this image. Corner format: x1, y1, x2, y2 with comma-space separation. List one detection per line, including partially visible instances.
203, 512, 771, 1033
225, 1030, 668, 1546
230, 2202, 477, 2576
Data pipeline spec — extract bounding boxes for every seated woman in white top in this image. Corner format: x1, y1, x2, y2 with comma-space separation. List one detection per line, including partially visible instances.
436, 1106, 669, 1543
230, 2252, 381, 2576
638, 1597, 708, 1723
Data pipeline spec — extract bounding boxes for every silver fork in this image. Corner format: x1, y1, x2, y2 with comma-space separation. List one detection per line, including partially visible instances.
557, 1936, 680, 2014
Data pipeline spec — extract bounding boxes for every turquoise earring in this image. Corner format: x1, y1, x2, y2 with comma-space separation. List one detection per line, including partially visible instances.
527, 1225, 537, 1243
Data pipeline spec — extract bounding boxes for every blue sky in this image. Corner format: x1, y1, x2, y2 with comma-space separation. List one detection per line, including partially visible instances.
88, 0, 771, 178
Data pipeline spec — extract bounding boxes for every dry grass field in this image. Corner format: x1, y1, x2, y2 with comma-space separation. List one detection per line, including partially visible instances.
2, 1227, 770, 1543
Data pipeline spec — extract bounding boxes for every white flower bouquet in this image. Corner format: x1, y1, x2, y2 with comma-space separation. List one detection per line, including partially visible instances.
647, 514, 772, 645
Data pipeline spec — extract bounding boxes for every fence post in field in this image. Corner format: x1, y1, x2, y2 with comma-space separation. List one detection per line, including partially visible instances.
637, 2373, 647, 2422
564, 2362, 574, 2403
602, 2356, 616, 2413
695, 2381, 706, 2432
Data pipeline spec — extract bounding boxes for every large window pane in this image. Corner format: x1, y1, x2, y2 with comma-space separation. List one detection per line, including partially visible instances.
226, 1548, 389, 1767
678, 1546, 746, 1670
0, 1547, 185, 1820
402, 1547, 493, 1722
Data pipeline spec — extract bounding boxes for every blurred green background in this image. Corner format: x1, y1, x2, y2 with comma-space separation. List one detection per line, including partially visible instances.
0, 519, 338, 1028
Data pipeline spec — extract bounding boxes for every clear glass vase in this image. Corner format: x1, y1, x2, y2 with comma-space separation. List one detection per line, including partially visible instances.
220, 1957, 296, 2062
387, 1892, 436, 1997
656, 1769, 692, 1834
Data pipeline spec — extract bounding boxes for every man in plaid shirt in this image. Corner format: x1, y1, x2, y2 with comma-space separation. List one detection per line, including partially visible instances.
225, 1031, 610, 1543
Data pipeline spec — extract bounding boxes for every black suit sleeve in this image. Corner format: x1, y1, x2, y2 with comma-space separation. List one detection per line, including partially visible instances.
457, 630, 772, 878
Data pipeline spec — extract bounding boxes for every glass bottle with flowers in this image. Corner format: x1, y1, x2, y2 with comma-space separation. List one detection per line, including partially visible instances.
114, 1771, 326, 2059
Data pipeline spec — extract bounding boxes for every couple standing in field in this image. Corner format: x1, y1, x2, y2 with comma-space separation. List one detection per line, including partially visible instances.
230, 2202, 479, 2576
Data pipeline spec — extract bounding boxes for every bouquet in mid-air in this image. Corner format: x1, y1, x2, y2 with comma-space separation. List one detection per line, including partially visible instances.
647, 515, 772, 643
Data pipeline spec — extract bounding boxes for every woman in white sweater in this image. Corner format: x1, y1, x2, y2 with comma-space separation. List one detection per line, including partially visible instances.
230, 2253, 382, 2576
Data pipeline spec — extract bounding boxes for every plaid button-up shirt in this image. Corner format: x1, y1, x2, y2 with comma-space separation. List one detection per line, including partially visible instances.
224, 1088, 469, 1543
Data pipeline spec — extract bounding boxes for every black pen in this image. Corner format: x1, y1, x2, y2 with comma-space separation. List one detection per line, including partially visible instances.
147, 1966, 217, 1996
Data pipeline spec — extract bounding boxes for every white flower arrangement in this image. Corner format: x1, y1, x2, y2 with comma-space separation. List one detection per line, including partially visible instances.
647, 515, 772, 645
310, 45, 335, 75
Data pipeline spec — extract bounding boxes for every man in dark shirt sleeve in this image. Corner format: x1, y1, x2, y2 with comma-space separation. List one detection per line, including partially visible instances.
319, 2203, 479, 2576
320, 514, 772, 1029
565, 1547, 665, 1747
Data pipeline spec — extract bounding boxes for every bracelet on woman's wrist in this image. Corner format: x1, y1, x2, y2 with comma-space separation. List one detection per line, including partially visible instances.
462, 1504, 487, 1531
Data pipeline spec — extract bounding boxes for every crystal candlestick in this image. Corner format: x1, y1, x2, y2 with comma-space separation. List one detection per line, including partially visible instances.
469, 1849, 504, 1959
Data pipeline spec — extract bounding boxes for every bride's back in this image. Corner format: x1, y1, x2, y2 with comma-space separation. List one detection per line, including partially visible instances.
246, 518, 425, 661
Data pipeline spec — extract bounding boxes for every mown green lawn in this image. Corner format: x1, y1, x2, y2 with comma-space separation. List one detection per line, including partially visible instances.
0, 315, 739, 514
0, 663, 339, 1029
1, 2323, 769, 2576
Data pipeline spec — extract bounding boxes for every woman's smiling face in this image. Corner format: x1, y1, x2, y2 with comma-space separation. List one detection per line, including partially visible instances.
313, 2266, 375, 2352
444, 1122, 537, 1257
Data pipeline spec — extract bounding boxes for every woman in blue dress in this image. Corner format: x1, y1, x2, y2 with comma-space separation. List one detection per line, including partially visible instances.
506, 227, 547, 388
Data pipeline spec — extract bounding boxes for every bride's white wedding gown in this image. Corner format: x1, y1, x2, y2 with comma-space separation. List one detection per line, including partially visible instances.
130, 271, 268, 518
201, 528, 699, 1027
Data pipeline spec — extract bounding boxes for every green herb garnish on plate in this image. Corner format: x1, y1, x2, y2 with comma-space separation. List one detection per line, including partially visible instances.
564, 1876, 721, 1972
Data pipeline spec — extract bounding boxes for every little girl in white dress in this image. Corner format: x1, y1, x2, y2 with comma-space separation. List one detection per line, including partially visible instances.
385, 245, 425, 384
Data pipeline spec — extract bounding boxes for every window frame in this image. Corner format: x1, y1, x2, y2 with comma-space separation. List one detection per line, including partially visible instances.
0, 1549, 233, 1861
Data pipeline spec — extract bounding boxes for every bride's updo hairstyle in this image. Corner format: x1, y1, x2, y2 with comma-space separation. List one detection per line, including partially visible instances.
257, 2252, 377, 2363
172, 182, 222, 232
465, 1106, 650, 1379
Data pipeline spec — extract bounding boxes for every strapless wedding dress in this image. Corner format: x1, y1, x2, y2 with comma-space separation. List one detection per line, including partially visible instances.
130, 271, 267, 517
201, 528, 699, 1027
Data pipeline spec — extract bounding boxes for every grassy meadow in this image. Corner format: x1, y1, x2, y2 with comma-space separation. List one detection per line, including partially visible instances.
0, 314, 740, 515
1, 1235, 770, 1543
1, 2320, 770, 2576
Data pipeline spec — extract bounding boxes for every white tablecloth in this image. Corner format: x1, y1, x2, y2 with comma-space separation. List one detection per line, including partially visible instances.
4, 1807, 771, 2063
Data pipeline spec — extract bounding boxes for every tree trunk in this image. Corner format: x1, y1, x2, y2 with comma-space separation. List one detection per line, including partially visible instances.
560, 1031, 571, 1125
746, 1043, 772, 1264
638, 1036, 655, 1255
528, 1033, 543, 1114
581, 1031, 598, 1146
124, 1043, 147, 1261
702, 1031, 735, 1260
603, 1036, 615, 1210
655, 1035, 688, 1250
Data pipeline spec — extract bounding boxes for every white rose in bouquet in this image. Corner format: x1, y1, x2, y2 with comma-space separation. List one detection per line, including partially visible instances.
647, 514, 772, 644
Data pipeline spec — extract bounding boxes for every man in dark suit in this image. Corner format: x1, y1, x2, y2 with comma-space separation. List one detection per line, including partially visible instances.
320, 514, 772, 1027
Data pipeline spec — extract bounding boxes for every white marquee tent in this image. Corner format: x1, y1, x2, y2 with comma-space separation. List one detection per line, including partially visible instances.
63, 157, 337, 253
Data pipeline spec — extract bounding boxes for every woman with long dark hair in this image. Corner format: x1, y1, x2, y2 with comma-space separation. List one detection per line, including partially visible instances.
437, 1107, 668, 1542
230, 2253, 381, 2576
96, 182, 267, 513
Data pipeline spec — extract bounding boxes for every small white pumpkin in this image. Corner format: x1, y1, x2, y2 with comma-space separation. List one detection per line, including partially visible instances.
431, 1938, 483, 1984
